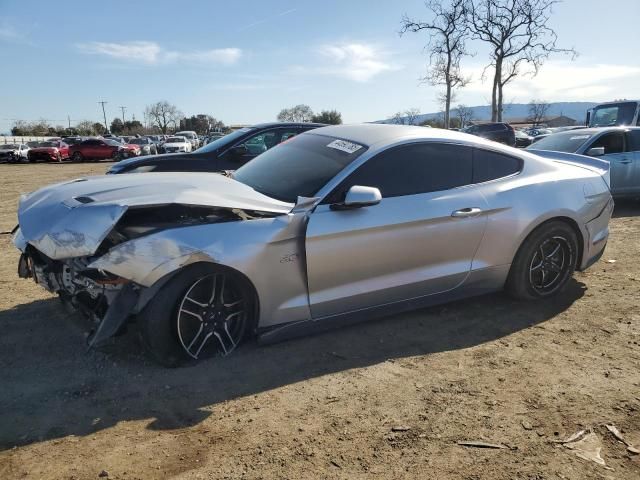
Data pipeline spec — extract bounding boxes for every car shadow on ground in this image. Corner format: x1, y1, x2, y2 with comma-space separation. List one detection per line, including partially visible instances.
0, 280, 586, 450
612, 198, 640, 218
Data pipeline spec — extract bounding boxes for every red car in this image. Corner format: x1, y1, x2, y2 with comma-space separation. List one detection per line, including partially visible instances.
27, 140, 70, 163
68, 138, 124, 162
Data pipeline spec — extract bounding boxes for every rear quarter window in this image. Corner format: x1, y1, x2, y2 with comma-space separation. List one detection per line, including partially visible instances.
473, 149, 522, 183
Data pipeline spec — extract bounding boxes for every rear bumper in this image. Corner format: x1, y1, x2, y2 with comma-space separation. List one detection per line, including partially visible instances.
578, 197, 614, 271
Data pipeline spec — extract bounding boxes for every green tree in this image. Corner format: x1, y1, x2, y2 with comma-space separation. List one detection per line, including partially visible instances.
110, 118, 124, 134
124, 120, 144, 134
93, 123, 107, 135
311, 110, 343, 125
277, 104, 314, 122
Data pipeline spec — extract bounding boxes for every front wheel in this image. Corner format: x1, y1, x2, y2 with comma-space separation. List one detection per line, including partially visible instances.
138, 264, 250, 367
71, 152, 83, 163
506, 221, 578, 300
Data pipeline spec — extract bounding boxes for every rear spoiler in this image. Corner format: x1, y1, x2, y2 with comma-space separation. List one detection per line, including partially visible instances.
528, 149, 610, 188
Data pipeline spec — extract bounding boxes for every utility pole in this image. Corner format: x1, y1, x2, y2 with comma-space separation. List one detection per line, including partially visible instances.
98, 101, 108, 133
67, 115, 71, 129
119, 106, 127, 125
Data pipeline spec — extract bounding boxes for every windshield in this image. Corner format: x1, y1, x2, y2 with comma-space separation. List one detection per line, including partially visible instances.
166, 137, 186, 143
590, 102, 637, 127
233, 133, 368, 203
129, 138, 147, 145
176, 132, 195, 139
526, 132, 593, 153
197, 127, 253, 153
38, 141, 57, 147
104, 139, 121, 146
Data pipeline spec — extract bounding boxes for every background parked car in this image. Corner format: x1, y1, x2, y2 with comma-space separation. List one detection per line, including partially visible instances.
69, 138, 123, 162
461, 122, 516, 147
175, 130, 199, 150
27, 140, 69, 162
108, 122, 324, 174
527, 126, 640, 197
127, 137, 157, 155
515, 130, 534, 148
0, 143, 30, 162
161, 135, 192, 153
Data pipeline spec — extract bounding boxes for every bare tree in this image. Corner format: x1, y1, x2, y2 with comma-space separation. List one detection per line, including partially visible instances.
388, 108, 422, 125
145, 101, 183, 134
467, 0, 575, 121
277, 104, 314, 123
527, 99, 550, 126
455, 104, 475, 128
401, 0, 470, 129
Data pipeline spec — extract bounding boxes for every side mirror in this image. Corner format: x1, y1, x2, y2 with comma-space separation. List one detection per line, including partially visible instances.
332, 185, 382, 210
586, 146, 605, 157
229, 144, 248, 157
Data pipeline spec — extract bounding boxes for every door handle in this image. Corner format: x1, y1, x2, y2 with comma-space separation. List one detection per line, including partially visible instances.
451, 207, 483, 218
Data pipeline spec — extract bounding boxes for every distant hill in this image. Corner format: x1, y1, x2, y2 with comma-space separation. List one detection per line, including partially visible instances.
375, 102, 598, 125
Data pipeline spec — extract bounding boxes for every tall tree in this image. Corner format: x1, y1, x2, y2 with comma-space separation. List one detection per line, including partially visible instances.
311, 110, 343, 125
145, 101, 183, 134
401, 0, 469, 129
527, 99, 550, 126
277, 104, 314, 123
467, 0, 575, 121
75, 120, 96, 135
110, 118, 124, 134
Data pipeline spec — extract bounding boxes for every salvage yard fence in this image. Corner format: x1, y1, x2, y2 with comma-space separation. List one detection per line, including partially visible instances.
0, 136, 56, 145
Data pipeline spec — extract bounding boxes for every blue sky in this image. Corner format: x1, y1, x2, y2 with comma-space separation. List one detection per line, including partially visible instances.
1, 0, 639, 132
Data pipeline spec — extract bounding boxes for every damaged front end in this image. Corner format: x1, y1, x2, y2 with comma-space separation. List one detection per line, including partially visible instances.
14, 172, 292, 348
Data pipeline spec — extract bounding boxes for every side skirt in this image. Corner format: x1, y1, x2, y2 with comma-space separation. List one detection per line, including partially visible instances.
258, 264, 510, 345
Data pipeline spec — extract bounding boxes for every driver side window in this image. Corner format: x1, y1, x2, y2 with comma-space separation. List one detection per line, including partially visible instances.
236, 129, 298, 155
591, 133, 624, 154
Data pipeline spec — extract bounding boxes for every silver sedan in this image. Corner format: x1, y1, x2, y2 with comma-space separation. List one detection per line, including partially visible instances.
13, 124, 613, 366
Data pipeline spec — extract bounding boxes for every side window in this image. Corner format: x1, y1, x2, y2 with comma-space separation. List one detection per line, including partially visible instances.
626, 131, 640, 151
591, 133, 624, 154
473, 149, 522, 183
238, 129, 296, 154
332, 143, 473, 200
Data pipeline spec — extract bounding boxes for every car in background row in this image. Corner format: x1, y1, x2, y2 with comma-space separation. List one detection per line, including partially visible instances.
175, 130, 199, 150
527, 126, 640, 198
108, 122, 325, 174
461, 122, 516, 147
128, 137, 158, 155
69, 138, 128, 162
28, 140, 70, 162
515, 130, 534, 148
0, 143, 30, 162
162, 136, 192, 153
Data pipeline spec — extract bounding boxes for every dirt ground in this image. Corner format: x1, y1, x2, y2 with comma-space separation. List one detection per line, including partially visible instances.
0, 162, 638, 480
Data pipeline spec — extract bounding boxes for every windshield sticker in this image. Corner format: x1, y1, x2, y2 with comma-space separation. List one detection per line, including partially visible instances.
569, 135, 590, 140
327, 139, 363, 154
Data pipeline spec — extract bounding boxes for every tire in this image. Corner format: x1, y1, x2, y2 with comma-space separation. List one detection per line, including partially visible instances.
71, 152, 83, 163
56, 152, 62, 163
138, 264, 251, 367
506, 220, 578, 300
28, 156, 35, 163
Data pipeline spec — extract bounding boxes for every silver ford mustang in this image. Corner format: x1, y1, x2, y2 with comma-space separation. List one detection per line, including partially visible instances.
13, 125, 613, 366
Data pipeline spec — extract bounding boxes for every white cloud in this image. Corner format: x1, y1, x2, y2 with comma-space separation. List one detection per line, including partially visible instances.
292, 43, 398, 82
463, 61, 640, 102
77, 41, 242, 66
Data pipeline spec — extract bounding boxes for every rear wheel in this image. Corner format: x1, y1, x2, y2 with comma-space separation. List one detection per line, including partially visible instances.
139, 264, 250, 367
71, 152, 83, 163
506, 221, 578, 300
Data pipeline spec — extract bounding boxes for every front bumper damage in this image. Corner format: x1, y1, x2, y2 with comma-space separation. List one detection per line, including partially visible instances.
15, 226, 142, 347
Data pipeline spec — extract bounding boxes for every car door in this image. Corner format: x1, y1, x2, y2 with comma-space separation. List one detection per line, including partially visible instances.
305, 142, 488, 319
625, 130, 640, 194
589, 132, 631, 195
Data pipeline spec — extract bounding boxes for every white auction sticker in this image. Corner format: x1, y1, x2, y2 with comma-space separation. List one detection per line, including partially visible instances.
569, 135, 590, 140
327, 139, 363, 154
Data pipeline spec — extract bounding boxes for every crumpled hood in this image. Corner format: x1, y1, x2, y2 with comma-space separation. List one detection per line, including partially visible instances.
17, 172, 293, 259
